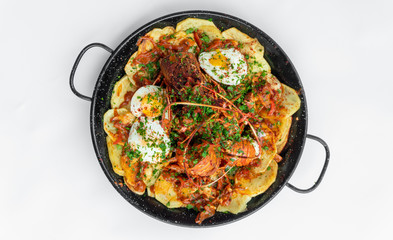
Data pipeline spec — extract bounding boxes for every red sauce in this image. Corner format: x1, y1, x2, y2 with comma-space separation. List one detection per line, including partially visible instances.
111, 110, 130, 145
259, 83, 283, 116
132, 49, 161, 65
131, 162, 146, 193
133, 180, 146, 193
119, 91, 134, 108
158, 37, 195, 52
205, 39, 238, 51
130, 36, 164, 87
235, 167, 253, 180
193, 31, 203, 49
122, 155, 146, 193
149, 185, 155, 195
132, 34, 200, 87
132, 70, 154, 87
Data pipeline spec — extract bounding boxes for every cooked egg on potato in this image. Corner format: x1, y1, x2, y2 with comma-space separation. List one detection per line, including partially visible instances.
199, 48, 248, 86
128, 117, 171, 164
130, 85, 165, 118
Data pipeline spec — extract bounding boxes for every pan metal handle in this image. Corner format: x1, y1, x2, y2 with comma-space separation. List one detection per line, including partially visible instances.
69, 43, 113, 102
286, 134, 330, 193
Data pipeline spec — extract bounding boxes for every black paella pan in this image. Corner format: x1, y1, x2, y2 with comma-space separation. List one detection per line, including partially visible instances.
70, 10, 330, 227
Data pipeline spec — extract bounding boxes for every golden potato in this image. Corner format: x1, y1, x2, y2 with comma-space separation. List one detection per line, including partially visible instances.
106, 136, 124, 176
235, 160, 278, 197
275, 117, 292, 153
141, 163, 163, 187
124, 51, 140, 86
176, 18, 217, 32
217, 192, 251, 214
251, 123, 277, 174
110, 75, 137, 110
258, 84, 301, 120
154, 175, 183, 208
103, 108, 134, 142
146, 26, 175, 42
222, 27, 270, 74
264, 117, 292, 154
121, 156, 146, 195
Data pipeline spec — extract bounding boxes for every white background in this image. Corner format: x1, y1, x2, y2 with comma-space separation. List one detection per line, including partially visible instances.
1, 0, 392, 239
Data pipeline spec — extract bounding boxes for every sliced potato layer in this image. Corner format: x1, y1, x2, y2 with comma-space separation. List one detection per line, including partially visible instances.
103, 108, 135, 142
176, 18, 217, 32
276, 117, 292, 153
111, 75, 136, 110
121, 156, 146, 195
124, 27, 175, 84
176, 18, 222, 44
251, 123, 277, 174
235, 160, 278, 197
258, 84, 301, 120
280, 84, 301, 117
124, 51, 140, 86
217, 192, 251, 214
161, 30, 198, 52
142, 163, 163, 187
264, 117, 292, 154
154, 175, 183, 208
147, 26, 175, 42
106, 136, 124, 176
222, 27, 270, 74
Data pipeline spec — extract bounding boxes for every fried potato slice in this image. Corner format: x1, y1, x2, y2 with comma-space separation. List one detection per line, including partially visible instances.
138, 27, 176, 53
217, 192, 252, 214
252, 149, 277, 174
110, 75, 137, 110
176, 18, 217, 32
222, 27, 254, 43
197, 25, 223, 42
121, 156, 146, 195
235, 160, 278, 197
147, 186, 155, 197
222, 27, 270, 74
103, 108, 135, 142
142, 163, 163, 187
162, 30, 198, 53
275, 117, 292, 153
176, 18, 222, 43
154, 174, 183, 208
124, 51, 140, 86
280, 84, 301, 116
146, 26, 175, 42
258, 84, 301, 120
251, 124, 277, 174
264, 117, 292, 154
124, 27, 175, 83
106, 136, 124, 176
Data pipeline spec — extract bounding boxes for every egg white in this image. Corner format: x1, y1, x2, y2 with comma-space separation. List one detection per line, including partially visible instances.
128, 117, 170, 163
130, 85, 164, 118
199, 48, 248, 86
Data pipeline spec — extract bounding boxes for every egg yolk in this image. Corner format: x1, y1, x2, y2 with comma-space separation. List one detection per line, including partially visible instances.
141, 93, 164, 118
209, 49, 229, 70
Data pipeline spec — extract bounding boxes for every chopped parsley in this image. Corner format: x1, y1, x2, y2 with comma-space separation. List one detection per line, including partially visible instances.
201, 33, 210, 43
185, 28, 197, 34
